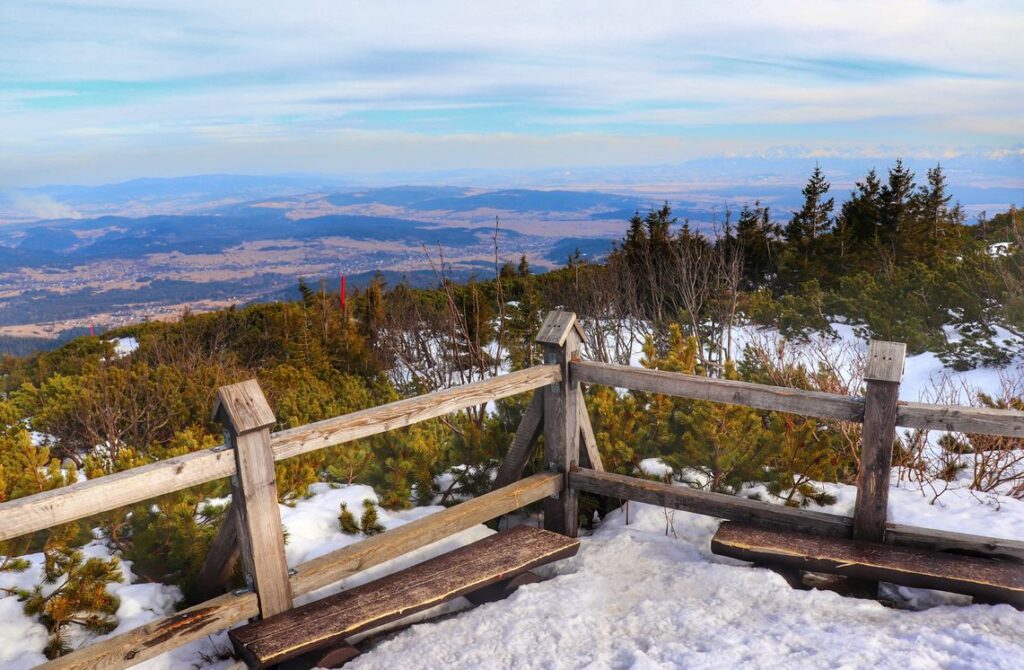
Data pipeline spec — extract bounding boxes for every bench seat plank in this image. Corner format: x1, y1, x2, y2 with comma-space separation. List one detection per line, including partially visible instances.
711, 521, 1024, 608
230, 525, 580, 667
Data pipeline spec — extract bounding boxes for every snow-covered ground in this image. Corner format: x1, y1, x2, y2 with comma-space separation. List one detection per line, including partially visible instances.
3, 473, 1021, 670
350, 491, 1024, 670
2, 325, 1022, 669
0, 485, 489, 670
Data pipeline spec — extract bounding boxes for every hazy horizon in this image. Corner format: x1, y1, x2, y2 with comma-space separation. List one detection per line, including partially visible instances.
3, 1, 1022, 187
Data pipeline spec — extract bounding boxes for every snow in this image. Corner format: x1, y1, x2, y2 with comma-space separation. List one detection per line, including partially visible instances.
110, 337, 139, 358
0, 484, 492, 669
348, 489, 1024, 670
3, 324, 1023, 668
0, 540, 182, 670
638, 458, 673, 479
3, 471, 1023, 669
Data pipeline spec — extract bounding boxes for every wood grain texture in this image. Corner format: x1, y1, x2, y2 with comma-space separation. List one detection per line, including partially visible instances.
269, 364, 560, 462
0, 447, 236, 543
0, 366, 558, 543
223, 420, 292, 618
853, 379, 902, 544
570, 468, 853, 537
864, 340, 906, 383
196, 504, 240, 598
492, 390, 544, 489
897, 402, 1024, 438
230, 525, 581, 668
40, 473, 563, 670
885, 523, 1024, 563
289, 472, 563, 596
573, 361, 866, 422
543, 326, 580, 537
577, 388, 604, 472
535, 309, 585, 346
711, 522, 1024, 608
43, 591, 260, 670
212, 380, 277, 434
571, 467, 1024, 561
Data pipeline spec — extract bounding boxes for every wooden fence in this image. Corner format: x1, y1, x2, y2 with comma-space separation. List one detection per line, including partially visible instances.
1, 310, 1022, 669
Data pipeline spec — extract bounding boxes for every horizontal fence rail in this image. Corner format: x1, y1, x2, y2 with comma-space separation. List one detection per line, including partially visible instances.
44, 473, 563, 670
569, 468, 1024, 562
6, 339, 1024, 670
0, 365, 560, 543
572, 361, 866, 421
572, 361, 1024, 438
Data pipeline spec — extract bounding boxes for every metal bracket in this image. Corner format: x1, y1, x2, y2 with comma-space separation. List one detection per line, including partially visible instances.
231, 587, 253, 597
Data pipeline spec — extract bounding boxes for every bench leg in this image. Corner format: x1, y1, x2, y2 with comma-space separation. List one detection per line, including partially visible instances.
279, 643, 360, 669
464, 571, 542, 606
753, 563, 808, 591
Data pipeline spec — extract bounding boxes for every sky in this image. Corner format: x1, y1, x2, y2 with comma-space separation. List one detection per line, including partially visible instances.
1, 0, 1023, 186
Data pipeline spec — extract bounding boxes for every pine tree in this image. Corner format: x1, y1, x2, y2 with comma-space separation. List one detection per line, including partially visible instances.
22, 526, 122, 659
338, 503, 360, 534
359, 499, 386, 535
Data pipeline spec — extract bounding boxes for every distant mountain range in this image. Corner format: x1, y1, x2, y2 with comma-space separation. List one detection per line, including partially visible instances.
3, 151, 1020, 224
0, 155, 1018, 350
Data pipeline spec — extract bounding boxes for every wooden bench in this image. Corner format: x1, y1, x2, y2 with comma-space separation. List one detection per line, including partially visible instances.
229, 525, 581, 668
711, 521, 1024, 608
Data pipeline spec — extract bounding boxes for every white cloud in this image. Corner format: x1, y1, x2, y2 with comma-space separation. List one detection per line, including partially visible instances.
0, 0, 1022, 185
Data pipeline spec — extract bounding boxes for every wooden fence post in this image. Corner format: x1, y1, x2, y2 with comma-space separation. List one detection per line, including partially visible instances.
197, 505, 240, 598
537, 311, 585, 537
213, 380, 293, 618
853, 340, 906, 544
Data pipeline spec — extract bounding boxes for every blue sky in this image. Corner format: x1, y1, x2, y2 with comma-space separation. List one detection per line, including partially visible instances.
1, 1, 1022, 186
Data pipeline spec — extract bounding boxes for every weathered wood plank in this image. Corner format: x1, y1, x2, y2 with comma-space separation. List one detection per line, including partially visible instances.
492, 390, 544, 489
0, 366, 559, 543
43, 591, 260, 670
41, 473, 563, 670
885, 524, 1024, 563
542, 314, 581, 537
577, 388, 603, 472
0, 447, 236, 544
570, 468, 854, 537
270, 364, 560, 461
711, 522, 1024, 608
216, 381, 292, 618
897, 402, 1024, 438
863, 340, 906, 383
571, 468, 1024, 562
535, 309, 586, 347
572, 361, 866, 422
212, 379, 277, 434
230, 526, 580, 668
853, 341, 905, 545
196, 504, 240, 599
290, 472, 563, 596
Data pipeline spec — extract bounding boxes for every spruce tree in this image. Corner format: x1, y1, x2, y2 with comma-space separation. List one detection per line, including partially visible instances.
780, 165, 834, 287
735, 200, 779, 288
836, 168, 883, 267
880, 158, 916, 255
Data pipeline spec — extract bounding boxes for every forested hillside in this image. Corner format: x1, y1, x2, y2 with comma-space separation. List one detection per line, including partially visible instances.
1, 162, 1022, 659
